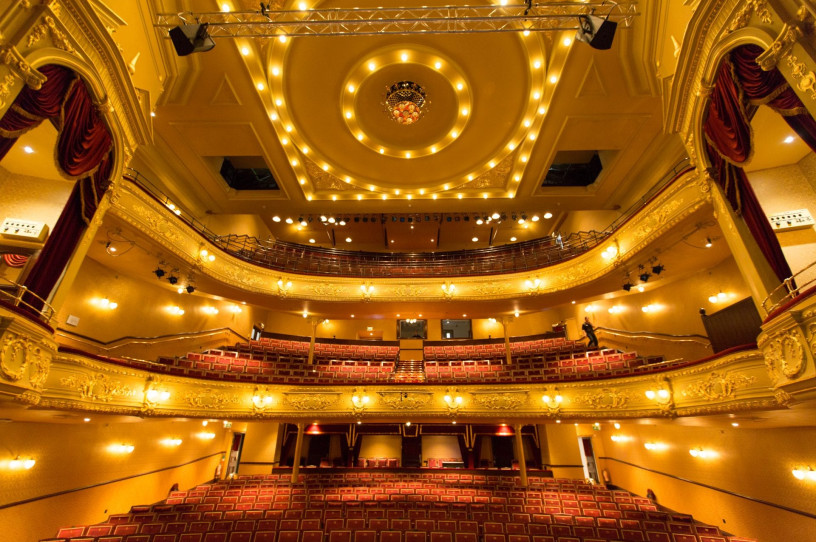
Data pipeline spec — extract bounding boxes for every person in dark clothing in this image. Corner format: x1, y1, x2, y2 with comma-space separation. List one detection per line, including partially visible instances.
582, 317, 599, 349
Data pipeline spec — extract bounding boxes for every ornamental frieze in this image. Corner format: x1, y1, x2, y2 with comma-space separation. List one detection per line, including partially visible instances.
378, 391, 432, 410
682, 371, 757, 401
574, 388, 630, 409
762, 331, 806, 381
284, 391, 340, 410
1, 332, 51, 388
394, 285, 428, 298
185, 389, 242, 409
470, 390, 529, 410
60, 373, 133, 402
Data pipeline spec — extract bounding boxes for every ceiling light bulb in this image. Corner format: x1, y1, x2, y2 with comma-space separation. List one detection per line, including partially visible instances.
278, 35, 287, 43
550, 75, 558, 83
241, 46, 250, 56
23, 146, 34, 154
563, 37, 572, 46
256, 82, 265, 91
784, 135, 795, 144
510, 236, 517, 241
401, 53, 408, 61
347, 84, 355, 93
368, 61, 376, 71
456, 83, 464, 91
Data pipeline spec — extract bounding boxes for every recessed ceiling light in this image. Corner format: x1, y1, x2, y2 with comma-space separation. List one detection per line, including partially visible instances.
543, 212, 553, 219
299, 178, 305, 185
221, 3, 231, 12
272, 67, 280, 76
368, 61, 376, 71
256, 82, 265, 91
346, 237, 352, 242
285, 218, 293, 224
456, 82, 464, 90
22, 146, 34, 154
432, 194, 438, 200
549, 75, 558, 84
531, 215, 540, 222
539, 107, 546, 115
510, 236, 517, 241
461, 108, 469, 116
348, 84, 355, 93
401, 53, 408, 62
434, 61, 442, 69
391, 239, 395, 243
241, 46, 250, 56
270, 113, 278, 121
150, 111, 156, 117
309, 238, 315, 243
533, 92, 540, 100
523, 30, 530, 36
272, 216, 281, 222
784, 135, 795, 144
345, 111, 352, 119
278, 35, 287, 43
563, 37, 572, 46
472, 237, 478, 242
533, 60, 541, 69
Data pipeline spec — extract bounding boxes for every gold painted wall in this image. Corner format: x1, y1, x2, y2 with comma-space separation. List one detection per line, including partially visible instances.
202, 213, 273, 240
237, 421, 281, 475
747, 152, 816, 286
542, 423, 585, 480
56, 257, 266, 354
0, 417, 226, 542
359, 435, 402, 460
599, 421, 816, 542
421, 435, 462, 462
0, 165, 73, 230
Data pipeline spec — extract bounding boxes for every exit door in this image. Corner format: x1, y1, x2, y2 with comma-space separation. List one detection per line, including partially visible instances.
578, 436, 600, 483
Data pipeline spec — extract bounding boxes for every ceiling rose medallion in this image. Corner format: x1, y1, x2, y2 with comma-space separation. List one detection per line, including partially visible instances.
385, 81, 428, 125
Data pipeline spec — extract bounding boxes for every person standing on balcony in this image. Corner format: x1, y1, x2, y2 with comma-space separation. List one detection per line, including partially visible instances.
582, 317, 599, 349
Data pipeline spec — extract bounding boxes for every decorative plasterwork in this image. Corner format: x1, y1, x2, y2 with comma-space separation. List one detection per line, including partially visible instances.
682, 371, 757, 401
0, 45, 47, 90
378, 391, 432, 410
0, 319, 55, 395
284, 391, 340, 410
574, 388, 630, 409
27, 15, 75, 53
786, 55, 816, 100
59, 373, 133, 402
109, 167, 704, 303
470, 389, 529, 410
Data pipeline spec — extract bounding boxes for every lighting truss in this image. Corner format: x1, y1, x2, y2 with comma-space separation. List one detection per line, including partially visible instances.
155, 2, 639, 39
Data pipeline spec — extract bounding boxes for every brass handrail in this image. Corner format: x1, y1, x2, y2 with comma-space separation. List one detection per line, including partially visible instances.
595, 326, 712, 348
55, 326, 249, 351
762, 259, 816, 314
0, 276, 55, 324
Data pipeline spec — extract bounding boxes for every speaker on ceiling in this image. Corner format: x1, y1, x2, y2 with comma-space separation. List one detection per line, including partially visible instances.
169, 23, 216, 56
576, 14, 617, 50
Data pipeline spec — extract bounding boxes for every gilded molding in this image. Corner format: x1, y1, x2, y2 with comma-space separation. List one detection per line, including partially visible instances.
682, 371, 757, 401
574, 388, 630, 409
184, 388, 242, 409
59, 373, 133, 402
27, 15, 75, 53
0, 45, 47, 89
786, 54, 816, 99
762, 330, 806, 380
470, 390, 529, 410
284, 391, 340, 410
727, 0, 772, 33
378, 391, 432, 410
756, 22, 801, 70
0, 73, 16, 109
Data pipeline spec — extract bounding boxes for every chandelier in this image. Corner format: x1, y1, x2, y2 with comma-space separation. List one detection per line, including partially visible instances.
385, 81, 427, 125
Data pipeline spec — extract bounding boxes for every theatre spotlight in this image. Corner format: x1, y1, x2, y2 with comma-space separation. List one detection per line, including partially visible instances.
169, 24, 216, 57
652, 263, 665, 275
576, 13, 617, 50
186, 285, 196, 294
153, 267, 166, 279
168, 274, 179, 285
638, 265, 650, 283
622, 282, 633, 292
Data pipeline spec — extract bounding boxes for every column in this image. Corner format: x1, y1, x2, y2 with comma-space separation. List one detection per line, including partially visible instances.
308, 319, 318, 365
514, 424, 528, 488
502, 316, 512, 365
708, 175, 781, 317
291, 422, 305, 484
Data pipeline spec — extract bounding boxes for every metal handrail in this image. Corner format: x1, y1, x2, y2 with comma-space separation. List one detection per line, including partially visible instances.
762, 259, 816, 314
55, 326, 250, 351
595, 326, 712, 348
0, 276, 55, 324
122, 156, 692, 278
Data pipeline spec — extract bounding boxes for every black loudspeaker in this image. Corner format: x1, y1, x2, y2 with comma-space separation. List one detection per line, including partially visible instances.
169, 23, 216, 56
576, 15, 617, 50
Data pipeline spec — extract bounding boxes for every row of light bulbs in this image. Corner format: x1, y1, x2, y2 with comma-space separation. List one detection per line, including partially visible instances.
585, 303, 665, 314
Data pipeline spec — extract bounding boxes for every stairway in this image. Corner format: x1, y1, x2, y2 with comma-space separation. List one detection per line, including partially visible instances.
392, 340, 426, 382
391, 359, 426, 382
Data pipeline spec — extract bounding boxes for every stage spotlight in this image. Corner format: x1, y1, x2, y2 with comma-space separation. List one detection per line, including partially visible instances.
168, 275, 179, 285
639, 272, 651, 283
576, 14, 617, 50
154, 267, 166, 279
622, 282, 633, 292
169, 24, 216, 57
186, 285, 196, 294
652, 264, 665, 275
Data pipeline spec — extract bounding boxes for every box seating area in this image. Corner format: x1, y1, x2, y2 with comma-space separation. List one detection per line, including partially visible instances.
424, 350, 670, 384
238, 338, 400, 364
43, 472, 755, 542
423, 338, 585, 363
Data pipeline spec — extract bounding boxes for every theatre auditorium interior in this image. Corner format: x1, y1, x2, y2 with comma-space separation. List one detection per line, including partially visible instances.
4, 0, 816, 541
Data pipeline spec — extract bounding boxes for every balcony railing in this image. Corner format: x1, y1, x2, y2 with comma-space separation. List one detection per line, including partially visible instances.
123, 157, 691, 278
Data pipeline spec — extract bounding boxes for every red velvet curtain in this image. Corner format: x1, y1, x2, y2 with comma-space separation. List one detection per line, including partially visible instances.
731, 44, 816, 152
703, 48, 797, 283
0, 65, 75, 159
0, 64, 114, 314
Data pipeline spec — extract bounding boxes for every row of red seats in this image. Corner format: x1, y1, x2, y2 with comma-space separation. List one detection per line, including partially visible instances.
246, 339, 399, 362
356, 458, 401, 468
46, 473, 754, 542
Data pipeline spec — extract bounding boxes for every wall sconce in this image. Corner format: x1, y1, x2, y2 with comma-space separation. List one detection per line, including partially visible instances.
146, 389, 171, 402
94, 298, 118, 310
608, 305, 625, 314
689, 448, 717, 459
167, 305, 185, 316
641, 303, 662, 313
352, 391, 370, 416
277, 278, 293, 298
542, 389, 563, 413
645, 380, 673, 414
198, 432, 216, 440
584, 305, 597, 313
792, 467, 816, 480
443, 390, 463, 417
202, 306, 219, 315
708, 291, 729, 303
228, 305, 242, 313
199, 248, 216, 262
441, 282, 456, 300
144, 377, 170, 412
644, 442, 668, 451
610, 435, 631, 443
524, 277, 542, 294
162, 438, 183, 447
252, 386, 274, 413
601, 244, 618, 259
645, 389, 670, 401
361, 283, 375, 301
110, 443, 135, 454
7, 456, 36, 469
